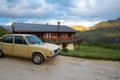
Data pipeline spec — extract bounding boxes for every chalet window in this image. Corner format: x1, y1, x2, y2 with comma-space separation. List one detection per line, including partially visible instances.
46, 33, 52, 38
52, 33, 57, 37
68, 33, 71, 37
58, 33, 62, 38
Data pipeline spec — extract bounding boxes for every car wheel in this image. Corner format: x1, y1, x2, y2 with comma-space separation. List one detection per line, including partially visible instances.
32, 53, 44, 64
0, 50, 4, 58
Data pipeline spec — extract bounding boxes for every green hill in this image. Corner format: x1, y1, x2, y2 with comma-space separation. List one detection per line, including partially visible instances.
69, 25, 89, 31
90, 18, 120, 30
77, 18, 120, 45
0, 26, 10, 37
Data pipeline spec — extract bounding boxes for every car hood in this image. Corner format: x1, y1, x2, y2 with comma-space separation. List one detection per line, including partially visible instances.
34, 43, 59, 51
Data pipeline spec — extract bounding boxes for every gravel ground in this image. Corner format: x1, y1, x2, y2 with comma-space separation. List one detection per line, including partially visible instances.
0, 55, 120, 80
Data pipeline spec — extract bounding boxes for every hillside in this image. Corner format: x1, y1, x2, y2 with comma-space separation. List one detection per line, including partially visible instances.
0, 25, 12, 31
0, 26, 11, 37
69, 25, 89, 31
90, 18, 120, 30
77, 18, 120, 44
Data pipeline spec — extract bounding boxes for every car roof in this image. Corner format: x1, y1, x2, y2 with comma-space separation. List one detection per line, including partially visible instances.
3, 34, 34, 37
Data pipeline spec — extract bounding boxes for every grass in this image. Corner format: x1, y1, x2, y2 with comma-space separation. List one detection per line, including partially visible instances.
61, 45, 120, 61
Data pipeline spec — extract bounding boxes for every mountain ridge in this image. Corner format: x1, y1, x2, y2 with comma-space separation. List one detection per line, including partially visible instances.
0, 25, 12, 31
69, 25, 89, 31
77, 17, 120, 44
90, 18, 120, 30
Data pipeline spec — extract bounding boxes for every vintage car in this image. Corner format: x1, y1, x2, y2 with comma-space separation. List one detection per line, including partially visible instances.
0, 34, 60, 64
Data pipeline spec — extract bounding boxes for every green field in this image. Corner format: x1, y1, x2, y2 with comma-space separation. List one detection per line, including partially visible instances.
61, 45, 120, 61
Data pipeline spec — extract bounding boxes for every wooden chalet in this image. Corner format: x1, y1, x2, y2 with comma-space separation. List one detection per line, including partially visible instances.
12, 22, 77, 50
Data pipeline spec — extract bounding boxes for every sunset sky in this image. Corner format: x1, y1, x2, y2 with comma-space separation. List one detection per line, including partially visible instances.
0, 0, 120, 27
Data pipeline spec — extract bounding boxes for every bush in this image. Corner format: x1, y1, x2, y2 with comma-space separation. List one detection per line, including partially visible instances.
81, 41, 93, 47
113, 44, 120, 50
80, 41, 120, 50
92, 41, 101, 46
101, 44, 120, 50
81, 41, 87, 45
62, 48, 68, 53
101, 44, 112, 49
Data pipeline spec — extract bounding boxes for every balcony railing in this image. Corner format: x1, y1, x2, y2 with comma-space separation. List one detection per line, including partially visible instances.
44, 36, 86, 44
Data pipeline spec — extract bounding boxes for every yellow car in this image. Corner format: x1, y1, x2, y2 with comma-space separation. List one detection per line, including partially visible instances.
0, 34, 60, 64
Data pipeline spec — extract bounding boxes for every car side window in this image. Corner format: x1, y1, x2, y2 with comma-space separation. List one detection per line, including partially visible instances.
2, 35, 13, 43
15, 36, 27, 45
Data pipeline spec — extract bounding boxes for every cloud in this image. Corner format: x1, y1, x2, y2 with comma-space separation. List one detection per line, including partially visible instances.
24, 18, 101, 27
0, 0, 120, 27
68, 0, 120, 19
67, 0, 99, 16
0, 0, 53, 17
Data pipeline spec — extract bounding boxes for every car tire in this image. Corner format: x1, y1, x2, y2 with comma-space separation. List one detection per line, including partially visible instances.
0, 50, 4, 58
32, 53, 44, 64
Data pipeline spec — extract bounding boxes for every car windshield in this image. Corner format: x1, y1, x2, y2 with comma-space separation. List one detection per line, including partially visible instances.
25, 35, 43, 44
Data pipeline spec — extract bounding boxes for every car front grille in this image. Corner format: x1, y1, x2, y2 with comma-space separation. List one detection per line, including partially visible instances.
54, 48, 60, 54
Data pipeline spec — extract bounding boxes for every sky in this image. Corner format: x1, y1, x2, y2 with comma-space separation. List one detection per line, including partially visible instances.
0, 0, 120, 27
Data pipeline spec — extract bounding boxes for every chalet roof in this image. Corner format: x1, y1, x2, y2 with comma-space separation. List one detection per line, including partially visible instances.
13, 23, 77, 33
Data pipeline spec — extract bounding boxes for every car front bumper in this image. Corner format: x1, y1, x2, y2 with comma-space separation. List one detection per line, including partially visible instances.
47, 50, 61, 58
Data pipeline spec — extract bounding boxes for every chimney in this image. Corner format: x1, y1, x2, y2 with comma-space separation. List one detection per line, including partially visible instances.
58, 21, 60, 28
46, 23, 49, 25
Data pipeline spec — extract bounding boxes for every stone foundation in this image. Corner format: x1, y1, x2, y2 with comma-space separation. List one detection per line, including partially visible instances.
66, 43, 74, 50
59, 43, 74, 50
59, 44, 63, 49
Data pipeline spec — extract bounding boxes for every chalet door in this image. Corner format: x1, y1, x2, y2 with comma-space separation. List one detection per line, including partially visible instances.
68, 33, 71, 37
39, 33, 43, 40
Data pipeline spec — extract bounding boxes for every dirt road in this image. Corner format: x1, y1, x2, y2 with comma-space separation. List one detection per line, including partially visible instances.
0, 55, 120, 80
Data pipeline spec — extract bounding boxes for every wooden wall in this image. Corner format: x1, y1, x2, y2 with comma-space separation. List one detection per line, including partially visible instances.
14, 32, 75, 41
42, 32, 75, 40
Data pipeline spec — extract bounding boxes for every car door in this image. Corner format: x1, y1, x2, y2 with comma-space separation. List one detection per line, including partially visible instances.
13, 36, 29, 58
1, 35, 13, 55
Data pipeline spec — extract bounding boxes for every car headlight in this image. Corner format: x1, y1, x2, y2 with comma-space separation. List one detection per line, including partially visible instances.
51, 51, 54, 55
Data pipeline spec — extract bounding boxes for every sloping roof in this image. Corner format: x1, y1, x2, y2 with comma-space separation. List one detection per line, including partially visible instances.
13, 23, 77, 32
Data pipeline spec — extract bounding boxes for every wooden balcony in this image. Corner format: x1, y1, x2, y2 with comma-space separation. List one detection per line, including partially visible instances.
44, 36, 86, 44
